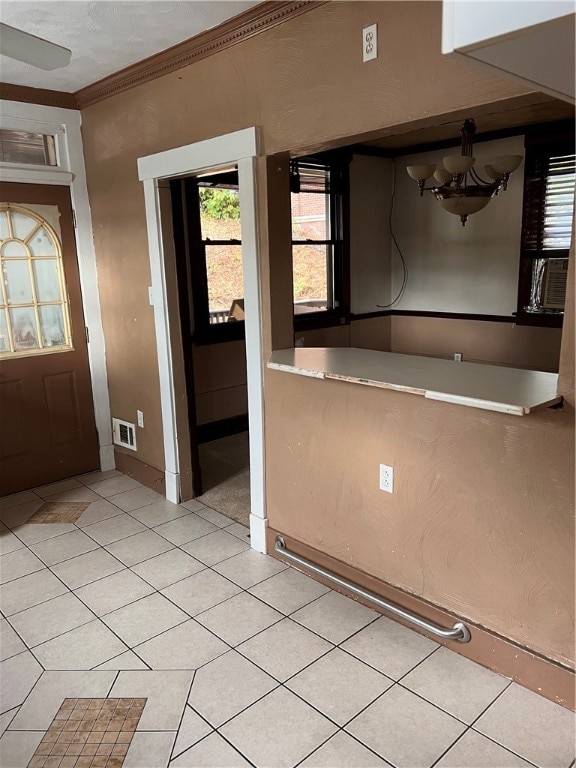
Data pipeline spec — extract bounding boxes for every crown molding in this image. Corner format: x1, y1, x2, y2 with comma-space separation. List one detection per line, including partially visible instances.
75, 1, 326, 109
0, 82, 78, 110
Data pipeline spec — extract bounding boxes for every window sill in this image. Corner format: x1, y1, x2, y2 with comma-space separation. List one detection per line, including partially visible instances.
514, 313, 564, 328
267, 347, 561, 416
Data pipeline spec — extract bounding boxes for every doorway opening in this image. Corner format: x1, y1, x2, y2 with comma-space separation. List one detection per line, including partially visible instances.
170, 169, 251, 527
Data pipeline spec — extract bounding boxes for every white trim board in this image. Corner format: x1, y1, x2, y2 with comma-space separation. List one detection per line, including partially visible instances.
138, 127, 267, 553
0, 99, 114, 472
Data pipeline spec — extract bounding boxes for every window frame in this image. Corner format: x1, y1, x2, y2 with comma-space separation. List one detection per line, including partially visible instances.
290, 152, 350, 331
170, 173, 245, 345
516, 124, 575, 328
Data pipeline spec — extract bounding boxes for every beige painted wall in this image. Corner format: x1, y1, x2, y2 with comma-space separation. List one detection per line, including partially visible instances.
80, 1, 573, 666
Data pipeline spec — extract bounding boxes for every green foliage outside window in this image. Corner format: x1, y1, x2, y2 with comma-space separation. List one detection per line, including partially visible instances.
199, 188, 240, 220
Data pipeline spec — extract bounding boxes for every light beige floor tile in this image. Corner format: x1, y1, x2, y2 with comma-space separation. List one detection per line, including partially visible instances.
75, 498, 124, 527
0, 730, 44, 768
41, 487, 101, 503
300, 731, 389, 767
436, 729, 533, 767
131, 548, 204, 589
172, 706, 212, 759
248, 567, 331, 615
129, 499, 192, 527
179, 498, 207, 514
82, 512, 147, 545
196, 592, 282, 646
182, 529, 250, 566
9, 670, 116, 729
0, 618, 26, 661
94, 649, 150, 670
213, 548, 288, 589
341, 615, 438, 679
287, 648, 392, 725
124, 731, 176, 767
237, 617, 331, 682
102, 592, 189, 647
0, 528, 25, 556
29, 529, 98, 566
11, 522, 77, 547
161, 569, 241, 616
75, 468, 122, 485
88, 475, 142, 497
0, 490, 40, 512
51, 547, 125, 590
474, 683, 576, 768
0, 547, 44, 585
221, 687, 337, 768
33, 478, 82, 498
0, 568, 68, 616
110, 670, 193, 730
189, 649, 278, 727
292, 590, 378, 644
33, 618, 128, 670
0, 707, 19, 737
8, 591, 94, 647
192, 505, 234, 528
75, 568, 154, 616
135, 619, 228, 670
105, 529, 173, 566
108, 485, 164, 512
153, 514, 217, 546
402, 646, 510, 723
171, 732, 251, 767
346, 685, 465, 768
0, 651, 43, 713
224, 522, 251, 542
0, 499, 43, 529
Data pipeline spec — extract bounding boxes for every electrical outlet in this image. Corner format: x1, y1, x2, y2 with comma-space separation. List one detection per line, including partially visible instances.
363, 23, 378, 62
137, 410, 144, 428
454, 353, 463, 362
379, 463, 394, 493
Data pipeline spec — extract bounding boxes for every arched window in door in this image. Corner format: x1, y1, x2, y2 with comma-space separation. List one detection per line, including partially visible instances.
0, 204, 72, 357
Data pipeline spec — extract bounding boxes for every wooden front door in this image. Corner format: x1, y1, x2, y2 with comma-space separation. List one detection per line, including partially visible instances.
0, 183, 100, 495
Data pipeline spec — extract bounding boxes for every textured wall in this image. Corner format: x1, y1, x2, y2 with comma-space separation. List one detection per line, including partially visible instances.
80, 0, 574, 665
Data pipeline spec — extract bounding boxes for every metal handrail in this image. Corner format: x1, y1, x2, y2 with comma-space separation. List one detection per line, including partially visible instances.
275, 536, 471, 643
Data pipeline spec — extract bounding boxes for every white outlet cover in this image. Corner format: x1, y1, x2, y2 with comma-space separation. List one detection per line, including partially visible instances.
379, 463, 394, 493
363, 23, 378, 62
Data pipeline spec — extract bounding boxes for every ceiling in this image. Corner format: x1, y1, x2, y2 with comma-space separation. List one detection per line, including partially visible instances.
0, 0, 261, 92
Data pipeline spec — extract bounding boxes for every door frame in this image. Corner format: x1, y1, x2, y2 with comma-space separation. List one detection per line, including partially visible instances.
0, 99, 114, 471
138, 127, 268, 553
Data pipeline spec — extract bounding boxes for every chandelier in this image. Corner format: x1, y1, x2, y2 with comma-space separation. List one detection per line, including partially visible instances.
406, 119, 523, 226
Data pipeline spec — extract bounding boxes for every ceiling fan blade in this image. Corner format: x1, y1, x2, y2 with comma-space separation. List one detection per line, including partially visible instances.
0, 22, 71, 70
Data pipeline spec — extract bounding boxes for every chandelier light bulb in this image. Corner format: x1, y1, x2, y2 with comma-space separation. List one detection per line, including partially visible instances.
407, 164, 436, 181
433, 168, 453, 185
491, 155, 523, 174
443, 155, 475, 175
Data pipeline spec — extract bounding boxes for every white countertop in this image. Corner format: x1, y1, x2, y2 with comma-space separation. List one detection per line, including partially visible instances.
267, 348, 562, 416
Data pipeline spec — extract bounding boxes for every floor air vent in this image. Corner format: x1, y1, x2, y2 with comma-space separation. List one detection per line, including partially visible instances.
112, 417, 137, 451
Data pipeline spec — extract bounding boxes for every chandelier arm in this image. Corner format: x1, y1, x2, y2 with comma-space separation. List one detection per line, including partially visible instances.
469, 168, 494, 187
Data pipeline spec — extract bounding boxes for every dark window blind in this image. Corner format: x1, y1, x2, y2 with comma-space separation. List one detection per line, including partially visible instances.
522, 142, 575, 254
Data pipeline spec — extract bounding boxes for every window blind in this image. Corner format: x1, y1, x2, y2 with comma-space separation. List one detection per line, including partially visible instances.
522, 141, 575, 253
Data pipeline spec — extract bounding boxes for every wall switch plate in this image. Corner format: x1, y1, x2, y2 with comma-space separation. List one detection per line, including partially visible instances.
137, 410, 144, 428
363, 23, 378, 62
379, 463, 394, 493
454, 353, 463, 362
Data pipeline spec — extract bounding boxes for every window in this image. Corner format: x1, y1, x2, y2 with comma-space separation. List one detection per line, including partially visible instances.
517, 133, 575, 324
0, 130, 57, 166
0, 204, 72, 357
290, 155, 349, 324
170, 170, 245, 343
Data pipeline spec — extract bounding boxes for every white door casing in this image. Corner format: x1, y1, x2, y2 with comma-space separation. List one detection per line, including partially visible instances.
138, 128, 267, 553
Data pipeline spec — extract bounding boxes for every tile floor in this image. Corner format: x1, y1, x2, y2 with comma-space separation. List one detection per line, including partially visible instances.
0, 470, 574, 768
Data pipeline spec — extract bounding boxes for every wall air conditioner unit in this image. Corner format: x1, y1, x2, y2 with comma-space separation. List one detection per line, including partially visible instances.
542, 258, 569, 310
112, 418, 137, 451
